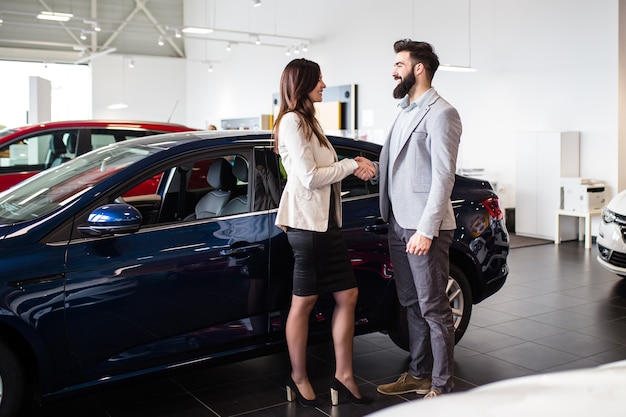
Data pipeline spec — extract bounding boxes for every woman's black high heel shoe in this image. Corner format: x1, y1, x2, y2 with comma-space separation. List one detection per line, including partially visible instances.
285, 377, 322, 407
330, 377, 374, 406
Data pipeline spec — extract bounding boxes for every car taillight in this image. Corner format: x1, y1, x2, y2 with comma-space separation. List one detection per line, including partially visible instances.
483, 197, 503, 220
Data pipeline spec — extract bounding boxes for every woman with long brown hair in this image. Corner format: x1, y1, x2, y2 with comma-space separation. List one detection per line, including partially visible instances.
273, 58, 375, 407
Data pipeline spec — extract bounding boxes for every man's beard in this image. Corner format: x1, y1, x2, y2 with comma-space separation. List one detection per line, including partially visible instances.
393, 69, 416, 99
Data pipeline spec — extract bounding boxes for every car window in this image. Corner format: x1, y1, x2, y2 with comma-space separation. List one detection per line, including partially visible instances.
0, 145, 156, 223
273, 146, 379, 200
90, 129, 152, 151
0, 131, 80, 171
252, 148, 283, 211
109, 151, 253, 228
335, 146, 379, 198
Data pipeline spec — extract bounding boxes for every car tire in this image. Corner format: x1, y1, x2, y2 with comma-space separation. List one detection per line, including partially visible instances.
388, 263, 474, 351
0, 341, 24, 417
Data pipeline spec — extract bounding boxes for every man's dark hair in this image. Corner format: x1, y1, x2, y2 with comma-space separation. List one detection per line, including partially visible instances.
393, 39, 439, 82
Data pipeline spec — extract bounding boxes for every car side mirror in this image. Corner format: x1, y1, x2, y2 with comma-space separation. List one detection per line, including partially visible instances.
78, 203, 142, 237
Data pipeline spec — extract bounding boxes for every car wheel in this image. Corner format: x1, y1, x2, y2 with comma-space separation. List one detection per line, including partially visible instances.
448, 263, 473, 343
388, 263, 474, 351
0, 341, 24, 417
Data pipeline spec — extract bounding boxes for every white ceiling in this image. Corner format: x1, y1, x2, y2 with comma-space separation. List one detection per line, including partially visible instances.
0, 0, 185, 62
0, 0, 325, 64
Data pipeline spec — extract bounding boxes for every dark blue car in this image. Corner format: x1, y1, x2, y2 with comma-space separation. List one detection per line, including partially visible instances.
0, 131, 508, 416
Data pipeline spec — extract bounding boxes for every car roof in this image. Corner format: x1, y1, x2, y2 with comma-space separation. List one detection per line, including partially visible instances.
120, 130, 382, 154
0, 120, 197, 144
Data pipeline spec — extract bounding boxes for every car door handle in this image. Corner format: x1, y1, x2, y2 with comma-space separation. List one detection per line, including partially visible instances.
219, 244, 265, 257
364, 223, 388, 234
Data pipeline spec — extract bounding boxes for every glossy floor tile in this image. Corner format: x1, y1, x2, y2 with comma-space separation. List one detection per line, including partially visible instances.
22, 239, 626, 416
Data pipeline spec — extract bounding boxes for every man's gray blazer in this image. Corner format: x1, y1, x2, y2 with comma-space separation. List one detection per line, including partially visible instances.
378, 88, 462, 238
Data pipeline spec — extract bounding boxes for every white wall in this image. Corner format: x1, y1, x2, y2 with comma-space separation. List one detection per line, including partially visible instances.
0, 61, 91, 127
92, 55, 188, 125
84, 0, 620, 214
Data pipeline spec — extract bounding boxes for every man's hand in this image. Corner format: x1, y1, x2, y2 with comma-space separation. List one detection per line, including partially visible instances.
406, 232, 432, 255
354, 156, 377, 180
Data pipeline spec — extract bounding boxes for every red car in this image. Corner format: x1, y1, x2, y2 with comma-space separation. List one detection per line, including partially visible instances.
0, 120, 196, 192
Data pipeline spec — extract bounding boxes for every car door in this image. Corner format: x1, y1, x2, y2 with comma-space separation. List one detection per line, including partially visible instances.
62, 148, 275, 383
333, 145, 395, 330
264, 143, 395, 339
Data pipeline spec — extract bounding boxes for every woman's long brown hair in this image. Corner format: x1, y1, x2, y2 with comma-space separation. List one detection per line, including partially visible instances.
273, 58, 329, 153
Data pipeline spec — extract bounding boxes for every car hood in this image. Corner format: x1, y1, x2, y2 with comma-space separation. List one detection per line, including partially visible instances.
607, 189, 626, 214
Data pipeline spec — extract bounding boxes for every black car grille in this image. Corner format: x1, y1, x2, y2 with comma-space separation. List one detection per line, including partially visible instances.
609, 249, 626, 268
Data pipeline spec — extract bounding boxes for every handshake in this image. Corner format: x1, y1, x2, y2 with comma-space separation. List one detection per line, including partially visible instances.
353, 156, 377, 181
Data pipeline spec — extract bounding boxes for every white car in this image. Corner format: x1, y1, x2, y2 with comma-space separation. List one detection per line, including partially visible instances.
368, 361, 626, 417
597, 189, 626, 276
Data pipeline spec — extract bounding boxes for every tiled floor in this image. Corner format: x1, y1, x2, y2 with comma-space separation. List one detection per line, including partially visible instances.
23, 239, 626, 416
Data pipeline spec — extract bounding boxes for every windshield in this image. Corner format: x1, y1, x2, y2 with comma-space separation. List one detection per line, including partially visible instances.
0, 144, 157, 223
0, 128, 18, 139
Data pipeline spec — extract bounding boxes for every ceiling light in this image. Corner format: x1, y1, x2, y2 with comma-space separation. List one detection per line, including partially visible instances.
84, 19, 100, 31
226, 43, 232, 51
158, 36, 164, 46
0, 19, 3, 26
37, 11, 73, 22
128, 58, 135, 68
302, 43, 308, 52
440, 0, 478, 72
255, 35, 261, 45
208, 64, 213, 73
182, 27, 213, 35
439, 65, 477, 73
252, 0, 262, 7
175, 29, 182, 38
107, 103, 128, 110
293, 45, 300, 54
285, 48, 291, 56
80, 30, 87, 40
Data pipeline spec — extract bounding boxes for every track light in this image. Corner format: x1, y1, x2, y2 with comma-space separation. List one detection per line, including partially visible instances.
37, 11, 73, 22
80, 30, 87, 40
226, 43, 232, 51
84, 19, 100, 32
182, 27, 213, 35
252, 0, 262, 7
285, 48, 291, 56
128, 58, 135, 68
439, 65, 477, 73
208, 64, 213, 73
293, 45, 300, 54
175, 29, 181, 38
254, 35, 261, 45
158, 36, 164, 46
302, 43, 308, 52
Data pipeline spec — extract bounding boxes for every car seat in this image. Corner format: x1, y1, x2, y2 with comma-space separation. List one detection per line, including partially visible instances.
44, 135, 70, 169
189, 158, 237, 219
219, 156, 249, 216
65, 132, 78, 155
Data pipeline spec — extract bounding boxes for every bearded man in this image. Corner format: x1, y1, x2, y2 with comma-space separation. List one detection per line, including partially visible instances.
373, 39, 462, 398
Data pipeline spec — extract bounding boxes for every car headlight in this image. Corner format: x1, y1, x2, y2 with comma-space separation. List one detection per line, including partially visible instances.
602, 208, 616, 224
